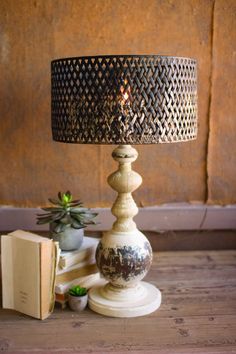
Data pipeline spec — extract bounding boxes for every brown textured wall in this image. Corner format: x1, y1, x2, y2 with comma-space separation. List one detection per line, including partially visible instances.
0, 0, 234, 208
207, 0, 236, 204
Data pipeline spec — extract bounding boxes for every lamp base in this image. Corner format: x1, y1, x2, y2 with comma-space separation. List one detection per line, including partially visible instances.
89, 145, 161, 318
88, 281, 161, 318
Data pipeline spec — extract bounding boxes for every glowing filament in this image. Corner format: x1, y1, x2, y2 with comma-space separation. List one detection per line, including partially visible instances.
123, 92, 129, 101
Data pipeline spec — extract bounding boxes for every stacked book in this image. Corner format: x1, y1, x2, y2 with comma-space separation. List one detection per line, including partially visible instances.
1, 230, 59, 320
55, 236, 101, 308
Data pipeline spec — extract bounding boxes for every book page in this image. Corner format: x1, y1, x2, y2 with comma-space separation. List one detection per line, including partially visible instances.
59, 237, 99, 269
40, 241, 52, 319
9, 230, 50, 243
1, 236, 14, 309
56, 263, 98, 283
41, 241, 59, 319
55, 272, 101, 294
57, 257, 96, 275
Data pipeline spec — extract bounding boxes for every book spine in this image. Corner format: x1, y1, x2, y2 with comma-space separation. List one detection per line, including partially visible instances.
40, 241, 59, 320
1, 236, 14, 309
56, 263, 98, 284
56, 256, 96, 275
59, 246, 97, 269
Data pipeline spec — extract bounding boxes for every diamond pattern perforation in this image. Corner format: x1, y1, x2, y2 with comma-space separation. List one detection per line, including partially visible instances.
51, 55, 197, 144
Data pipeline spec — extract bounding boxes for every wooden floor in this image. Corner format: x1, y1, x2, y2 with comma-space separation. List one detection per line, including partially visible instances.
0, 250, 236, 354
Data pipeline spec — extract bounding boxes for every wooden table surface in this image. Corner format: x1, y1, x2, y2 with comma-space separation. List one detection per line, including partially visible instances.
0, 250, 236, 354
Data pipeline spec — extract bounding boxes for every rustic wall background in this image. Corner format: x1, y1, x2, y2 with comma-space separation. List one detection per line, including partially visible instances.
0, 0, 235, 208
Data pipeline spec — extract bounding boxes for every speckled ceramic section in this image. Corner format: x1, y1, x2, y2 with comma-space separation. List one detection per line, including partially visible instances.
96, 240, 152, 286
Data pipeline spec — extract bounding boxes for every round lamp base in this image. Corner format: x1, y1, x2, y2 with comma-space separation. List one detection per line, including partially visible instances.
88, 281, 161, 318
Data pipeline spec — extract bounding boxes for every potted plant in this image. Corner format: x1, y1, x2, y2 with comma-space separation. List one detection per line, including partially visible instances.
68, 285, 88, 311
36, 191, 97, 251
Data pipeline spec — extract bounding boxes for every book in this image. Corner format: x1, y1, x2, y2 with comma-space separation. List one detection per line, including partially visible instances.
55, 272, 102, 294
58, 237, 99, 269
1, 230, 59, 320
55, 293, 68, 309
55, 273, 107, 309
56, 260, 98, 284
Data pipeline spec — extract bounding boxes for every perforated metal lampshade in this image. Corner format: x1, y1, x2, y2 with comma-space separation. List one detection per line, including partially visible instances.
51, 55, 197, 144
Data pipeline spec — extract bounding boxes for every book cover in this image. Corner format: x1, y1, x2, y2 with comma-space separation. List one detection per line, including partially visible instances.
59, 236, 99, 269
56, 260, 98, 284
1, 230, 58, 320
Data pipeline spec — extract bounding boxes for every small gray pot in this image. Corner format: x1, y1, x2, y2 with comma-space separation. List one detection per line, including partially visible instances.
50, 224, 84, 251
68, 294, 88, 312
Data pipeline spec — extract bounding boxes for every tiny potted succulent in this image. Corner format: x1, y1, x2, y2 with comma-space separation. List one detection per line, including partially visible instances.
68, 285, 88, 311
36, 191, 97, 251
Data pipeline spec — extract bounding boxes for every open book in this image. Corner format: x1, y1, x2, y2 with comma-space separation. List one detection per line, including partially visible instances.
1, 230, 59, 320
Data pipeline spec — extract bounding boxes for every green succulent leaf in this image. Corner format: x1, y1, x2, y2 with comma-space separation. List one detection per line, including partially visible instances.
70, 215, 82, 222
48, 198, 62, 206
85, 212, 98, 217
37, 211, 66, 220
41, 207, 64, 212
71, 220, 85, 229
70, 199, 82, 205
69, 285, 87, 297
36, 191, 98, 229
65, 190, 71, 198
52, 212, 67, 221
36, 216, 54, 225
53, 222, 67, 233
85, 219, 97, 225
70, 212, 82, 220
69, 202, 83, 207
70, 207, 87, 213
58, 192, 63, 201
82, 215, 95, 222
36, 212, 53, 217
62, 193, 71, 204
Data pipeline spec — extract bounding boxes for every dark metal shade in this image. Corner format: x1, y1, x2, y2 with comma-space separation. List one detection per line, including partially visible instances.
51, 55, 197, 144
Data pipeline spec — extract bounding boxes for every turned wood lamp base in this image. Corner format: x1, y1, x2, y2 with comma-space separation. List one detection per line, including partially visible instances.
88, 145, 162, 317
89, 281, 161, 318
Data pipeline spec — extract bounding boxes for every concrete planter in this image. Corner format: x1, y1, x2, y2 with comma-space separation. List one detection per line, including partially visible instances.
50, 225, 84, 251
68, 294, 88, 312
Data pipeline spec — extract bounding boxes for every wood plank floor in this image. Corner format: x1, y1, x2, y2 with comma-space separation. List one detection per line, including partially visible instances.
0, 250, 236, 353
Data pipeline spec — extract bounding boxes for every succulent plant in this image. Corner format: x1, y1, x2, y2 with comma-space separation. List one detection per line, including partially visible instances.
69, 285, 87, 297
36, 191, 97, 234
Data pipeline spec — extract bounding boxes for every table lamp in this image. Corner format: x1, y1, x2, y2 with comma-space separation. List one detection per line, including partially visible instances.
51, 55, 198, 317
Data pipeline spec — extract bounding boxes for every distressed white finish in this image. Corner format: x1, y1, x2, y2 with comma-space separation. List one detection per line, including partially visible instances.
89, 281, 161, 318
96, 229, 152, 287
107, 145, 142, 233
88, 145, 161, 317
